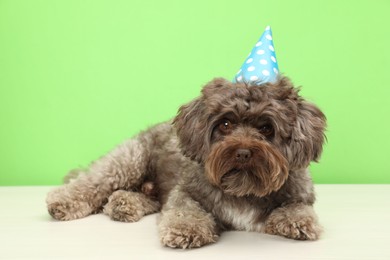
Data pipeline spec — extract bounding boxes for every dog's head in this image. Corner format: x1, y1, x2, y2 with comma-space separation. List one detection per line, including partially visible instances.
173, 77, 326, 197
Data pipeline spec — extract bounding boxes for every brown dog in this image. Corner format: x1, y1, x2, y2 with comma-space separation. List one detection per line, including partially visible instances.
47, 77, 326, 248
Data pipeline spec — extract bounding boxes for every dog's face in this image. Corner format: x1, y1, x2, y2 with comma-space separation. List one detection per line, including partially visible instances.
173, 77, 326, 197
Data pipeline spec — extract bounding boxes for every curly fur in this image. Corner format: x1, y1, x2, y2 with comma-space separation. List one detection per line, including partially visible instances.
46, 76, 326, 248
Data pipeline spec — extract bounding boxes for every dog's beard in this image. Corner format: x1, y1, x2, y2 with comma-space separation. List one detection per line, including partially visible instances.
205, 136, 289, 197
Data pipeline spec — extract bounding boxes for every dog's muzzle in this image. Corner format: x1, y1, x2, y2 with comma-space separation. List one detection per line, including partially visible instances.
205, 135, 289, 197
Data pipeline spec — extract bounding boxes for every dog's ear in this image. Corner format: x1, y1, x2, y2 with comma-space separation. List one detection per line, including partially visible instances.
288, 99, 327, 169
271, 77, 326, 169
173, 97, 210, 163
173, 78, 231, 162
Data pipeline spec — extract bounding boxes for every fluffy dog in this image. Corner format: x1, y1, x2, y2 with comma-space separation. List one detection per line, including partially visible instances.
46, 76, 326, 248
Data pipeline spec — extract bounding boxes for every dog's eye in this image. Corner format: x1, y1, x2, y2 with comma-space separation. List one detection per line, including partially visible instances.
218, 119, 233, 134
259, 124, 274, 137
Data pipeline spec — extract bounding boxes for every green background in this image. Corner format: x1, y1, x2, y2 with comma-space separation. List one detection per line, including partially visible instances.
1, 0, 389, 185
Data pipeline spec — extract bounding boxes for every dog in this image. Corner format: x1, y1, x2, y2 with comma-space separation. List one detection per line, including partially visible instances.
46, 76, 326, 248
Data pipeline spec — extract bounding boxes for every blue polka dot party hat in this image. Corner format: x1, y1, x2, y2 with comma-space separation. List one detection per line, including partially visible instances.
233, 26, 279, 84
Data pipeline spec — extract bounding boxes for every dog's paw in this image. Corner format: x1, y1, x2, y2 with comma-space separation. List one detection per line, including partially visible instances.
103, 192, 143, 222
46, 188, 93, 221
264, 203, 322, 240
264, 215, 322, 240
160, 223, 218, 249
47, 200, 92, 221
159, 209, 218, 249
103, 190, 160, 222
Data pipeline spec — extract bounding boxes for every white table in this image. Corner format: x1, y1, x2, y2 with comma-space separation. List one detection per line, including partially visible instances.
0, 185, 389, 260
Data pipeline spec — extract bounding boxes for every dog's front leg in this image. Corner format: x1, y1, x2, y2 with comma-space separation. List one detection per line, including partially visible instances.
263, 203, 322, 240
158, 186, 219, 249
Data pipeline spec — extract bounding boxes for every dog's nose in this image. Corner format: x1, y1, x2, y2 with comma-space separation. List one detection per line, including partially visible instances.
235, 148, 252, 162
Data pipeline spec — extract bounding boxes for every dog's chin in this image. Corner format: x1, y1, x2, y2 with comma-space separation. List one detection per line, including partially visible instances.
220, 169, 263, 197
218, 168, 281, 197
205, 137, 290, 198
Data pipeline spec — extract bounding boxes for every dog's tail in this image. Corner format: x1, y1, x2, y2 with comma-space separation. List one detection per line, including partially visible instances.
63, 168, 87, 184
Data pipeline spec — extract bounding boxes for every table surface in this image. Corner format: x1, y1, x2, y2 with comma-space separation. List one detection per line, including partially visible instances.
0, 185, 389, 260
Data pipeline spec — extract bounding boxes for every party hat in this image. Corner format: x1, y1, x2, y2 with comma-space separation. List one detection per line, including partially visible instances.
233, 26, 279, 84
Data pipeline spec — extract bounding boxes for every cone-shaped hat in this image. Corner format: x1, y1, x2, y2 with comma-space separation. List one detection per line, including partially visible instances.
233, 26, 279, 84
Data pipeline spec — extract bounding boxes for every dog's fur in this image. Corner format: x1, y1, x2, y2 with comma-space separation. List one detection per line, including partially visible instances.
46, 77, 326, 248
